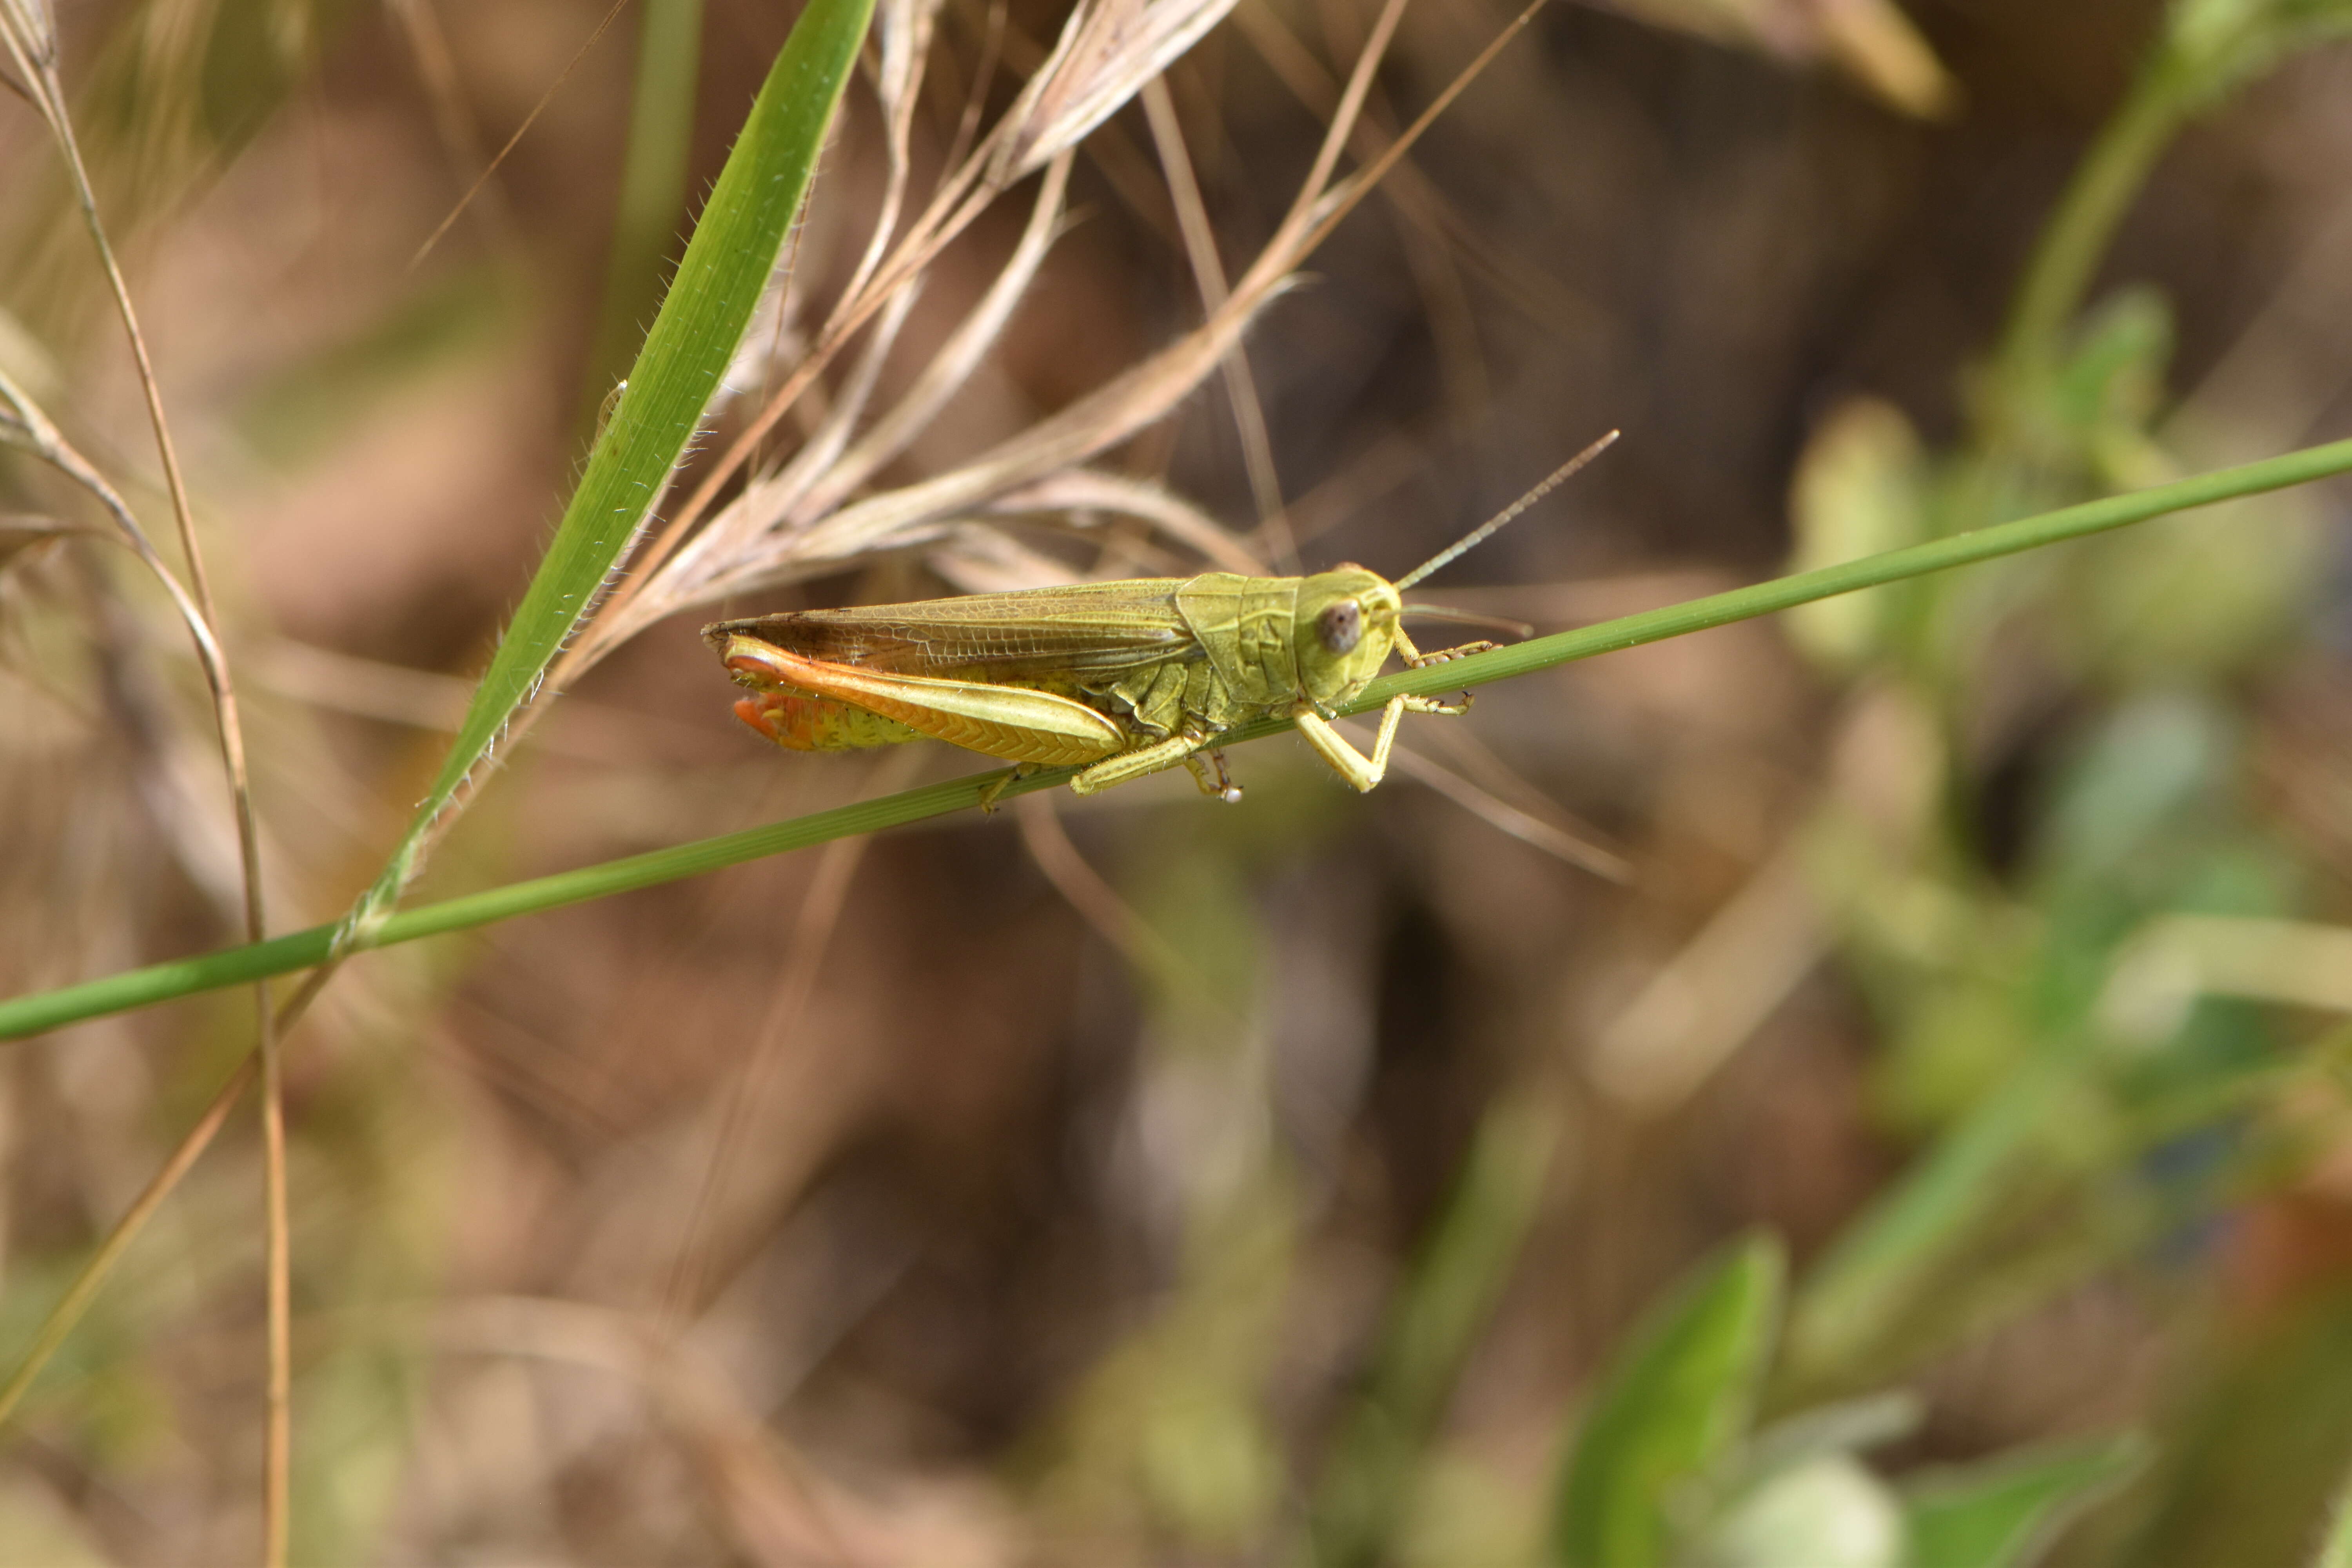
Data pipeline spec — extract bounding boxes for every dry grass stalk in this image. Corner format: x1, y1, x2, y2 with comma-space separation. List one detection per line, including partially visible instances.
521, 0, 1567, 1490
566, 0, 1542, 685
0, 367, 223, 695
1387, 739, 1632, 879
385, 0, 528, 262
0, 8, 289, 1548
971, 468, 1267, 572
426, 1295, 883, 1562
659, 751, 916, 1328
405, 0, 635, 270
1015, 790, 1232, 1007
992, 0, 1245, 183
1140, 75, 1296, 569
0, 4, 1556, 1547
0, 370, 296, 1502
1606, 0, 1955, 115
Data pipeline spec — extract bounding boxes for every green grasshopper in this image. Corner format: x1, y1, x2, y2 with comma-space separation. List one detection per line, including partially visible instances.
705, 433, 1616, 806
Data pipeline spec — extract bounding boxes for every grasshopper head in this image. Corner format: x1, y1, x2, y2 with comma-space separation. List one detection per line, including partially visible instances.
1294, 566, 1403, 706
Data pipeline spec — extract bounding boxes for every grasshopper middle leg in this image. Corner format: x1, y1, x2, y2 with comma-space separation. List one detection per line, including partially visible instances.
1183, 748, 1242, 803
1070, 729, 1233, 798
975, 762, 1042, 813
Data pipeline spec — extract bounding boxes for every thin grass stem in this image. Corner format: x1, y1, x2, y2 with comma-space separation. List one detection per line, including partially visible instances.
0, 964, 343, 1437
408, 0, 634, 271
1991, 48, 2190, 388
1142, 76, 1296, 571
18, 51, 291, 1559
5, 435, 2348, 1044
0, 1054, 255, 1427
661, 826, 877, 1323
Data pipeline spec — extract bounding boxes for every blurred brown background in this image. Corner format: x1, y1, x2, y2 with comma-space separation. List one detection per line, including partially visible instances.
3, 0, 2351, 1562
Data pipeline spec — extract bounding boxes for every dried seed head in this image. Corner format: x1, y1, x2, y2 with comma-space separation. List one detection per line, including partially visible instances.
990, 0, 1242, 183
0, 0, 56, 70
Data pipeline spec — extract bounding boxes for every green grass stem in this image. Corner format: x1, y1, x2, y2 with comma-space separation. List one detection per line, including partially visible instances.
1991, 51, 2191, 386
346, 0, 872, 934
3, 435, 2348, 1043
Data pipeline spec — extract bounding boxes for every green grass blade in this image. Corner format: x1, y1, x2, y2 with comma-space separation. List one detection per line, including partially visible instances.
1776, 1064, 2061, 1399
2318, 1454, 2352, 1568
348, 0, 873, 931
1904, 1434, 2146, 1568
1302, 1098, 1559, 1568
1547, 1235, 1785, 1568
4, 437, 2350, 1041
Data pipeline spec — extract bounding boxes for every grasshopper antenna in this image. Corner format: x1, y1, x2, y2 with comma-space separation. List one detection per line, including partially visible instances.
1399, 604, 1536, 639
1395, 429, 1620, 591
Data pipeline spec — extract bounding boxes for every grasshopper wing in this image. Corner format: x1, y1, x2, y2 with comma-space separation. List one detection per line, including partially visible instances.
720, 637, 1125, 766
702, 578, 1200, 687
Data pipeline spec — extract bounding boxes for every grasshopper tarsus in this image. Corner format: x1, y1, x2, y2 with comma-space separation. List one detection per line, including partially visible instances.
1404, 639, 1500, 668
976, 764, 1035, 813
1184, 748, 1243, 804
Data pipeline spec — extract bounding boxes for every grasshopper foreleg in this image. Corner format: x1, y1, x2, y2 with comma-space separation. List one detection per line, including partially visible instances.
1393, 628, 1500, 668
1292, 692, 1468, 792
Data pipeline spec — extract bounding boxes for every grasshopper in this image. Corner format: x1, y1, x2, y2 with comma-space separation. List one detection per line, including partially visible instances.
705, 433, 1616, 807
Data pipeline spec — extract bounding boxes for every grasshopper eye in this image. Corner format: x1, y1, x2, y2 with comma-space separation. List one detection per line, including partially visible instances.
1318, 600, 1363, 654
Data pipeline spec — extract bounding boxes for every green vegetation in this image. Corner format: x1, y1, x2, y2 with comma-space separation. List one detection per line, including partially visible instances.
4, 0, 2352, 1560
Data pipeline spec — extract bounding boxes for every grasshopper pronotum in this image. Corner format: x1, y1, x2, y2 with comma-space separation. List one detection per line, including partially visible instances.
705, 432, 1617, 806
